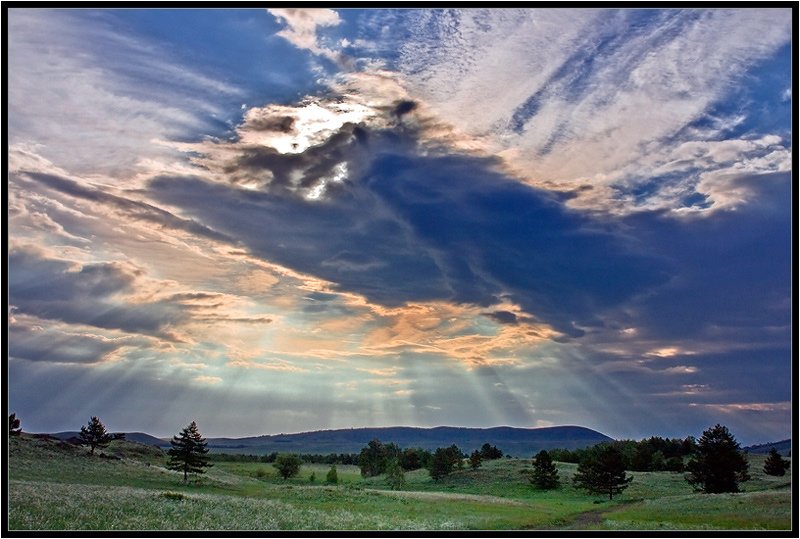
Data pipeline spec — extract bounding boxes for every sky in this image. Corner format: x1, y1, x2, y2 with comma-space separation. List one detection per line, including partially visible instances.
6, 7, 793, 445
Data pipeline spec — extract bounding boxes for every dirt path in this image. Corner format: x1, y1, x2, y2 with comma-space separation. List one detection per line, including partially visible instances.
563, 500, 638, 530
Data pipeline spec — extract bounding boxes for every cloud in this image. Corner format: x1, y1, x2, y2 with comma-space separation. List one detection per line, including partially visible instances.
268, 8, 343, 61
7, 9, 241, 176
18, 171, 236, 245
8, 316, 147, 364
150, 127, 671, 338
8, 245, 185, 338
357, 8, 791, 214
696, 401, 791, 413
193, 375, 223, 385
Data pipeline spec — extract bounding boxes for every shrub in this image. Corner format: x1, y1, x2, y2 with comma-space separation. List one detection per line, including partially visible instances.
326, 465, 338, 484
274, 453, 302, 480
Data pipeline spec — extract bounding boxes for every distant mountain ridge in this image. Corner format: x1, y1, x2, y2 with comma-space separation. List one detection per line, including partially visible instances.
207, 425, 612, 455
744, 439, 791, 456
45, 425, 611, 456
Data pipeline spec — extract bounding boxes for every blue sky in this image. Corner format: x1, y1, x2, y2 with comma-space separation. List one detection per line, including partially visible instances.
7, 8, 793, 445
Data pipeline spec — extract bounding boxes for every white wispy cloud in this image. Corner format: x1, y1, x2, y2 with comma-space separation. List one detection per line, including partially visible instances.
376, 8, 791, 214
268, 8, 343, 61
8, 9, 241, 177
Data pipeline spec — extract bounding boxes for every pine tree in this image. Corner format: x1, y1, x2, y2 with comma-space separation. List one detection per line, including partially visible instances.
358, 439, 387, 477
385, 458, 406, 490
79, 416, 113, 455
763, 448, 790, 477
167, 421, 212, 482
429, 446, 462, 480
685, 424, 750, 493
573, 445, 632, 500
469, 450, 483, 469
9, 413, 22, 436
530, 449, 560, 490
326, 464, 338, 484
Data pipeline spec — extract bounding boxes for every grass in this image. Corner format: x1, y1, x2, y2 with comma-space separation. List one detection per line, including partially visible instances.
7, 434, 792, 531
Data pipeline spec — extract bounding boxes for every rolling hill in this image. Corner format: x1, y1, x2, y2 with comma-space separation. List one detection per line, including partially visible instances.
45, 431, 167, 447
744, 439, 791, 456
203, 425, 612, 456
43, 425, 611, 456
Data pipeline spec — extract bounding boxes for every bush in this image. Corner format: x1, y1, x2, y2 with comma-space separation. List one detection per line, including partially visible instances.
273, 453, 303, 480
326, 465, 338, 484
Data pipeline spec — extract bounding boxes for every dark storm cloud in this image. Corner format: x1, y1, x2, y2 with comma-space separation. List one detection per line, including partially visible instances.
150, 137, 670, 337
245, 114, 296, 133
225, 121, 374, 192
8, 246, 184, 338
484, 311, 520, 325
616, 171, 791, 344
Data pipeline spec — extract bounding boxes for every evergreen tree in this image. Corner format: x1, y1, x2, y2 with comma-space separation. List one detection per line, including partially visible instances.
469, 450, 483, 469
399, 448, 425, 471
273, 453, 302, 480
358, 439, 388, 477
649, 450, 667, 471
79, 416, 113, 455
685, 424, 750, 493
9, 413, 22, 436
167, 421, 213, 482
763, 448, 790, 477
573, 445, 632, 500
429, 445, 463, 480
665, 456, 685, 472
530, 449, 560, 490
479, 443, 503, 460
385, 458, 406, 490
326, 464, 339, 484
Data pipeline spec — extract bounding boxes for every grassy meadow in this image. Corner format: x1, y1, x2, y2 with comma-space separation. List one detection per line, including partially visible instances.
7, 434, 792, 531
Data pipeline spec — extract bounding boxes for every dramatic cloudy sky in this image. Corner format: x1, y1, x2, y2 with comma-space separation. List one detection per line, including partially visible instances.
7, 8, 793, 445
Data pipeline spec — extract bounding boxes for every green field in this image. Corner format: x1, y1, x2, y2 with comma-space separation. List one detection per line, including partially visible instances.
7, 434, 791, 531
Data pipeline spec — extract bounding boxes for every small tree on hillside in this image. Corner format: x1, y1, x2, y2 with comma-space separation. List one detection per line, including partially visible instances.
469, 450, 483, 469
326, 464, 339, 484
429, 445, 463, 480
167, 421, 213, 482
573, 445, 632, 500
385, 458, 406, 490
9, 413, 22, 436
79, 416, 113, 455
273, 453, 303, 480
530, 449, 560, 490
358, 439, 388, 477
480, 443, 503, 460
763, 448, 790, 477
685, 424, 750, 493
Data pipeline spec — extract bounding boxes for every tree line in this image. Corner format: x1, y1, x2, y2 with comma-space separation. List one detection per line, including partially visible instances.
548, 435, 696, 472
